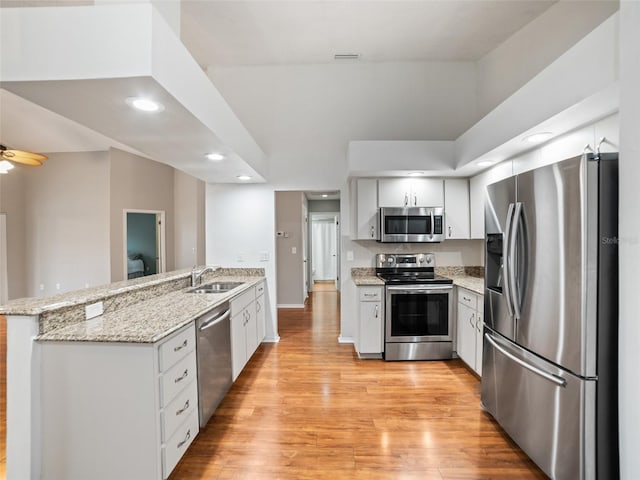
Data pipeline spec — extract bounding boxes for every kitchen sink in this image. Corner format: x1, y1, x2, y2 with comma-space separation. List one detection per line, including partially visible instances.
188, 282, 244, 294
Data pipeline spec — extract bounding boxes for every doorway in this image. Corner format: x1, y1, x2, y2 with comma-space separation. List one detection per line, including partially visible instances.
309, 212, 339, 291
123, 210, 166, 279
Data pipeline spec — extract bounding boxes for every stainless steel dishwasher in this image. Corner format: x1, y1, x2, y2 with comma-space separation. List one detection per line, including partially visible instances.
196, 301, 233, 428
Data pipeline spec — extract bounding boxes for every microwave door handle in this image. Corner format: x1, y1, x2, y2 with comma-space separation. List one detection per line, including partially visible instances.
503, 203, 515, 318
430, 210, 434, 240
509, 202, 523, 319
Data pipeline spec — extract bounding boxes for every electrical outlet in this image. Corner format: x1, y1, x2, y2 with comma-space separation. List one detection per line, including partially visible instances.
237, 252, 245, 262
85, 301, 104, 320
291, 247, 297, 254
347, 251, 354, 261
260, 251, 269, 262
39, 284, 44, 291
55, 283, 61, 290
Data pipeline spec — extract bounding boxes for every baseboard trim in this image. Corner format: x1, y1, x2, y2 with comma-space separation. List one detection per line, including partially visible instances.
262, 335, 280, 343
338, 336, 354, 344
277, 304, 305, 309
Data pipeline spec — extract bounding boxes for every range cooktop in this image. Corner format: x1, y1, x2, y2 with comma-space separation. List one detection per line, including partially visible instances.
375, 253, 453, 285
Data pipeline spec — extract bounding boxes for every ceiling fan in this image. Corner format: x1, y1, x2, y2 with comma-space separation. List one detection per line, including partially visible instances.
0, 144, 48, 173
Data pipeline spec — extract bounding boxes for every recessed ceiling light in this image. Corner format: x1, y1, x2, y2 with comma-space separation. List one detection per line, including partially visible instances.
523, 132, 553, 144
126, 96, 164, 113
206, 153, 225, 161
237, 175, 251, 181
477, 160, 496, 167
408, 172, 424, 177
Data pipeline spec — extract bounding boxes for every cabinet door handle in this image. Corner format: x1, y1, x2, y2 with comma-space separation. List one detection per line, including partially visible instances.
469, 313, 475, 328
257, 301, 261, 313
176, 399, 190, 416
370, 225, 375, 238
476, 316, 482, 332
448, 226, 452, 237
173, 339, 188, 352
374, 305, 379, 318
404, 193, 409, 206
413, 193, 417, 206
177, 429, 191, 449
174, 369, 189, 384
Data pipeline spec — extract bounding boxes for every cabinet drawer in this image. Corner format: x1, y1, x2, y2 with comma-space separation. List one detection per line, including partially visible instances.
162, 410, 199, 479
161, 379, 198, 442
158, 324, 196, 373
458, 288, 477, 310
255, 281, 265, 297
231, 288, 254, 313
160, 350, 197, 407
359, 287, 382, 302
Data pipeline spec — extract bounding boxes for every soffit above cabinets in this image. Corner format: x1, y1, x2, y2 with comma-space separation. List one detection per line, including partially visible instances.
347, 12, 620, 180
0, 4, 267, 184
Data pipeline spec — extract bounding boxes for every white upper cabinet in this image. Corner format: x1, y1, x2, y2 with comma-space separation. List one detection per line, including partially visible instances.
444, 179, 470, 239
378, 178, 444, 207
351, 178, 379, 240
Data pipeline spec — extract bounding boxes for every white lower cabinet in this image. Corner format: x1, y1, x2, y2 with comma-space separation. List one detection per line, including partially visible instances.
255, 281, 266, 344
356, 286, 384, 358
456, 287, 484, 376
40, 323, 198, 480
231, 287, 261, 380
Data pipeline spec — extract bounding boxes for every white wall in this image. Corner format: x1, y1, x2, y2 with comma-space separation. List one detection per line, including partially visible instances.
617, 1, 640, 476
476, 1, 618, 118
205, 183, 278, 341
24, 151, 111, 296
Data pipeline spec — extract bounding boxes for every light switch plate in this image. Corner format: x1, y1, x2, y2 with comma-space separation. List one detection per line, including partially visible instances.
85, 301, 104, 320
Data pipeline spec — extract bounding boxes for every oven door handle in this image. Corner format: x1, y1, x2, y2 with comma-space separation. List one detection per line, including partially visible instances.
387, 284, 453, 293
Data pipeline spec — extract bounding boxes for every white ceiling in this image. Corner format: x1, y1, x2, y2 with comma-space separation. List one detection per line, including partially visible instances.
181, 1, 556, 66
0, 0, 576, 184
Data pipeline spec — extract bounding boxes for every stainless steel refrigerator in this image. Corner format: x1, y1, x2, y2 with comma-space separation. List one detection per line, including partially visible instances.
481, 153, 619, 479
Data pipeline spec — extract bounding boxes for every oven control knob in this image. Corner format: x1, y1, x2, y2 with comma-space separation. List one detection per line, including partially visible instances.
426, 256, 432, 264
387, 257, 394, 264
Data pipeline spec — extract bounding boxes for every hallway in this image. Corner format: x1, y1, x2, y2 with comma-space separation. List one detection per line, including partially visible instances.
169, 288, 544, 479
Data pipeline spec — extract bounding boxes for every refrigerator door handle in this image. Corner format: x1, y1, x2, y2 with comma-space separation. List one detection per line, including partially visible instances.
503, 203, 515, 318
509, 202, 523, 319
485, 332, 567, 388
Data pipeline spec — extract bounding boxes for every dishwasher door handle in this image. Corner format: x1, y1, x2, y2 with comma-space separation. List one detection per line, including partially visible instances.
199, 309, 231, 331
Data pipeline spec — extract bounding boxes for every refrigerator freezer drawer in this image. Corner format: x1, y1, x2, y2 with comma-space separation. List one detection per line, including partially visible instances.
481, 331, 595, 480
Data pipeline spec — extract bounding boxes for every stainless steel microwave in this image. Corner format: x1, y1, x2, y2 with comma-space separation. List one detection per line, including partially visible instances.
378, 207, 445, 243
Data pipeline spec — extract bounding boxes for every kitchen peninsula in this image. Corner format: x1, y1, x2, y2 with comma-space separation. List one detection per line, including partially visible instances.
1, 267, 266, 480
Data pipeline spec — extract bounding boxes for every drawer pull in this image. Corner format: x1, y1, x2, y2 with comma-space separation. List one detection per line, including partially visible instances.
177, 429, 191, 449
174, 369, 189, 384
176, 399, 190, 416
173, 339, 188, 352
463, 296, 471, 302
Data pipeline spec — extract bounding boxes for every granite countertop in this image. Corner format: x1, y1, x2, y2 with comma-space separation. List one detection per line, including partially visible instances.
0, 268, 196, 316
36, 275, 264, 344
450, 276, 484, 295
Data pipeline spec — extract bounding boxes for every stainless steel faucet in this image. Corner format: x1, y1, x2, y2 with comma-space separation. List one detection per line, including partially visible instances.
191, 266, 218, 287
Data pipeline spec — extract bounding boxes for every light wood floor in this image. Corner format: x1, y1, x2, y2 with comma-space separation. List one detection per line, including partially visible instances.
169, 289, 546, 479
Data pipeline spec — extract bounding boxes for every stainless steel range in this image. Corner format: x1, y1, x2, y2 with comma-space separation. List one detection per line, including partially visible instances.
376, 253, 454, 361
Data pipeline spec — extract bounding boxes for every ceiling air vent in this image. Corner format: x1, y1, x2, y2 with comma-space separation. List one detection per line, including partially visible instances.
334, 54, 360, 60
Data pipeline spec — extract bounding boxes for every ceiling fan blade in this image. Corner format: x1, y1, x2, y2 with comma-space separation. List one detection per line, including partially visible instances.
0, 149, 47, 166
